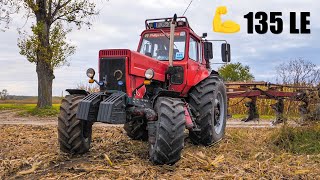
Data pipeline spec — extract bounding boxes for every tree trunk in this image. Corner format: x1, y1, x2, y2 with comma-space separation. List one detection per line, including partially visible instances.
35, 0, 54, 108
36, 60, 54, 108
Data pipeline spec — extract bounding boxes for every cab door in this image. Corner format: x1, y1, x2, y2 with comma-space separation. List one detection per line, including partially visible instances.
187, 35, 201, 82
183, 35, 210, 95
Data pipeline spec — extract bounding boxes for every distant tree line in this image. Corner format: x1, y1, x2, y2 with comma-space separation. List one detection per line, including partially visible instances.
218, 58, 319, 87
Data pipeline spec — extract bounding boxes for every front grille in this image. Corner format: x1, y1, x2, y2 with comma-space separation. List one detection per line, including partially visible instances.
100, 58, 126, 92
100, 50, 129, 57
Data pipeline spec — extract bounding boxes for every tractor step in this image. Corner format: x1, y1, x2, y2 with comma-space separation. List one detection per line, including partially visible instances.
97, 92, 127, 124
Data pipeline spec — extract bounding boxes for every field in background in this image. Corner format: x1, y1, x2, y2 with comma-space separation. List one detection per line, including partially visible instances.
228, 98, 301, 117
0, 96, 62, 117
0, 96, 62, 104
0, 104, 60, 117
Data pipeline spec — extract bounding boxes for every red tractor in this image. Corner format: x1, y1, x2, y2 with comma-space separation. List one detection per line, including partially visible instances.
58, 15, 231, 165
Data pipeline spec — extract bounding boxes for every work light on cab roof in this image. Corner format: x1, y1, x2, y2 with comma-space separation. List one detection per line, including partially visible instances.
147, 18, 189, 29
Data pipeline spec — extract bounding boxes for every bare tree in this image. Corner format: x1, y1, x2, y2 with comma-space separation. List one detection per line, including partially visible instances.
276, 58, 320, 85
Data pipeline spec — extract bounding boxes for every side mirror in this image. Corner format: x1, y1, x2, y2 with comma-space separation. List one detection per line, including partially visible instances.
204, 42, 213, 60
202, 33, 207, 38
221, 43, 231, 62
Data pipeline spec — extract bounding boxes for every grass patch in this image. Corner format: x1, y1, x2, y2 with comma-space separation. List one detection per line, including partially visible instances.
272, 124, 320, 154
0, 104, 60, 117
20, 106, 60, 117
0, 104, 36, 111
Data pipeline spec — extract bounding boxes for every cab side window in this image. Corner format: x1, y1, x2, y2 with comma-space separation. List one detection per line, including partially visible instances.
189, 37, 199, 61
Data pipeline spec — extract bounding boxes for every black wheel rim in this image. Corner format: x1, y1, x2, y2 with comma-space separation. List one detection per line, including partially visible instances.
213, 92, 225, 134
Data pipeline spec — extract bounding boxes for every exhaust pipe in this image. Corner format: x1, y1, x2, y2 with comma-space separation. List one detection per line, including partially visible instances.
168, 14, 177, 67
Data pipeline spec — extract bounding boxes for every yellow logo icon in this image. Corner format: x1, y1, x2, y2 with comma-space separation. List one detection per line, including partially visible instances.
213, 6, 240, 33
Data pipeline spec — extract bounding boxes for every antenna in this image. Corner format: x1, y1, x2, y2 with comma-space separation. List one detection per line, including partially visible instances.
182, 0, 194, 16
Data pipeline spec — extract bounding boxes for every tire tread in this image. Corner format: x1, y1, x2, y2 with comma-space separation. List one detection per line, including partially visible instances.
58, 95, 92, 154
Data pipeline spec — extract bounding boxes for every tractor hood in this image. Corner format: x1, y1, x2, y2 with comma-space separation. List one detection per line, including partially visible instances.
99, 49, 168, 82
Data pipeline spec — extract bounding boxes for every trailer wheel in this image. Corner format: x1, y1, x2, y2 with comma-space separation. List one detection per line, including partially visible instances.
124, 116, 148, 141
149, 97, 185, 165
188, 75, 227, 145
58, 95, 93, 154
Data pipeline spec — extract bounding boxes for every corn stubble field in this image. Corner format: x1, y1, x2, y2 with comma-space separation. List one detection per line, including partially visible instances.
0, 123, 319, 179
0, 94, 319, 179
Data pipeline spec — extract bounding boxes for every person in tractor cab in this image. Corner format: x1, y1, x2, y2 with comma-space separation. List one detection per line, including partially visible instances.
155, 46, 168, 60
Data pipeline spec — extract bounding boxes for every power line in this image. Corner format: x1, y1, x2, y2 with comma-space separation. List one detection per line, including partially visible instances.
182, 0, 194, 16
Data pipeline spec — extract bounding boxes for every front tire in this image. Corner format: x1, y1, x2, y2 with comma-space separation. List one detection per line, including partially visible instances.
188, 75, 227, 145
58, 95, 93, 154
149, 97, 186, 165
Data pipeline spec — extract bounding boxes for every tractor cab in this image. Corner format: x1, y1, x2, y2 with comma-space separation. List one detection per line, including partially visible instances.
136, 16, 231, 96
139, 16, 231, 64
139, 17, 193, 61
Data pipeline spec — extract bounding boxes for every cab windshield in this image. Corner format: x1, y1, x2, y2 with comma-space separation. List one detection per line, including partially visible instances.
139, 31, 186, 61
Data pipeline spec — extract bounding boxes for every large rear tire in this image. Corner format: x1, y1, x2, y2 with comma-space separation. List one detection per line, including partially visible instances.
58, 95, 93, 154
149, 97, 185, 165
188, 75, 227, 145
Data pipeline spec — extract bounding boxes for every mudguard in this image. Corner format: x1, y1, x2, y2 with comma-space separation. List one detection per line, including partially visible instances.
66, 89, 89, 95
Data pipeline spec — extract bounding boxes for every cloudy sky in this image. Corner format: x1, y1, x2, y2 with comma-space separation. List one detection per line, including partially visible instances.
0, 0, 319, 96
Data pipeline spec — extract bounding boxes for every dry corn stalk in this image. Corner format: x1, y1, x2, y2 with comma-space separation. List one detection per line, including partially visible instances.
104, 154, 113, 166
17, 161, 41, 175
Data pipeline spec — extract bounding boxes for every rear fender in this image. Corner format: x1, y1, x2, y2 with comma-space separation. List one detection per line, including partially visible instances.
151, 89, 181, 107
66, 89, 89, 96
181, 68, 210, 96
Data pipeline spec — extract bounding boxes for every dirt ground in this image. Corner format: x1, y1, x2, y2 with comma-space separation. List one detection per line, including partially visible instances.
0, 111, 319, 179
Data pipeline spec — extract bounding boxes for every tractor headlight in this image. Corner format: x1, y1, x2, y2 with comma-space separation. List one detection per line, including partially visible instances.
86, 68, 95, 78
145, 68, 154, 80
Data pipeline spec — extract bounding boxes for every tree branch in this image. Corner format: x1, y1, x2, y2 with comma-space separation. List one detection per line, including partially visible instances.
59, 0, 72, 9
52, 6, 82, 23
53, 17, 82, 25
51, 0, 62, 18
52, 0, 72, 18
24, 0, 37, 13
48, 0, 52, 18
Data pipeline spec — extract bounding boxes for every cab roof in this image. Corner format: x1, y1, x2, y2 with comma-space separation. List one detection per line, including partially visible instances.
142, 16, 202, 40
